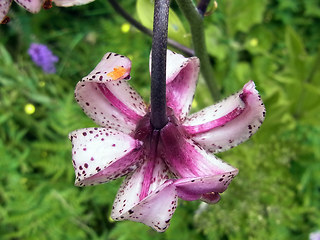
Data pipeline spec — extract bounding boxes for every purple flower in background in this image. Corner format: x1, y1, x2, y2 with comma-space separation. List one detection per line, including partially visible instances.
310, 231, 320, 240
28, 43, 58, 74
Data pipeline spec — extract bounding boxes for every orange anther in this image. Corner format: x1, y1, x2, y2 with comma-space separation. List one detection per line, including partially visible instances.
107, 67, 127, 80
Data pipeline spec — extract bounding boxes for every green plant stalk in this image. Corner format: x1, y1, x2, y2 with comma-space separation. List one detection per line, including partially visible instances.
108, 0, 194, 56
150, 0, 170, 129
175, 0, 220, 101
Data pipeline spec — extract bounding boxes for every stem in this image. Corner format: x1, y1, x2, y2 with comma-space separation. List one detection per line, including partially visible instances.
150, 0, 170, 130
175, 0, 220, 101
197, 0, 211, 17
108, 0, 194, 57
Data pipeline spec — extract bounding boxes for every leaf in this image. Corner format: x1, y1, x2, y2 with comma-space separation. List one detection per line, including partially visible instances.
136, 0, 190, 46
0, 45, 13, 65
205, 25, 228, 60
285, 26, 308, 81
304, 0, 320, 17
222, 0, 268, 36
245, 25, 274, 55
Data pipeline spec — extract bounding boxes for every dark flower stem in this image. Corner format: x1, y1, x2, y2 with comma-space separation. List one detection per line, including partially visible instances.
150, 0, 170, 130
197, 0, 211, 17
108, 0, 194, 57
175, 0, 220, 101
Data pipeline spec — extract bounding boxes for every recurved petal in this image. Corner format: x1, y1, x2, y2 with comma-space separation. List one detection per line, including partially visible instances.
53, 0, 94, 7
15, 0, 43, 13
174, 171, 238, 202
183, 81, 266, 153
160, 121, 237, 178
75, 52, 147, 134
0, 0, 12, 23
69, 127, 143, 186
111, 159, 178, 232
149, 50, 200, 121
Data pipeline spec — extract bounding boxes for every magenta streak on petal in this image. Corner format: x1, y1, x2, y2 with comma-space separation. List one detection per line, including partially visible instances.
184, 106, 244, 135
139, 130, 160, 200
160, 123, 199, 177
240, 85, 253, 103
161, 122, 227, 177
97, 83, 142, 122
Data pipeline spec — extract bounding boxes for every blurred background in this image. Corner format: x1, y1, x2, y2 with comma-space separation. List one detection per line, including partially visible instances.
0, 0, 319, 239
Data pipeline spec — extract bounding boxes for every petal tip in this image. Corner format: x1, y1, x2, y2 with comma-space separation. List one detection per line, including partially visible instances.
82, 52, 132, 83
243, 80, 258, 94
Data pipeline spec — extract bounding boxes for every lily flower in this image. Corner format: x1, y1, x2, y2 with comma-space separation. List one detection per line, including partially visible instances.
69, 50, 265, 232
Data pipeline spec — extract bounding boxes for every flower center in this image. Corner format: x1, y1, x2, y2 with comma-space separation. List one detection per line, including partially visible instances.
133, 109, 180, 200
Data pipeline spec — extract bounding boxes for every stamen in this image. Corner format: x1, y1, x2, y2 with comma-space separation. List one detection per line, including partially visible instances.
1, 16, 10, 24
43, 0, 53, 9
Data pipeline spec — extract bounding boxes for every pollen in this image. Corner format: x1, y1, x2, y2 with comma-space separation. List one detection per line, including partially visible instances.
24, 103, 36, 115
107, 67, 127, 80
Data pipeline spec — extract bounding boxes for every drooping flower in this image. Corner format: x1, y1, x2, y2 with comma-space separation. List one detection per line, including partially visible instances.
0, 0, 94, 23
69, 50, 266, 232
28, 43, 58, 74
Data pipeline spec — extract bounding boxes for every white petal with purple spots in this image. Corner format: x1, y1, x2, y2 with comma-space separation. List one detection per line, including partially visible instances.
53, 0, 94, 7
75, 52, 147, 134
0, 0, 12, 22
15, 0, 43, 13
150, 50, 200, 121
184, 81, 266, 153
69, 127, 143, 186
111, 159, 177, 232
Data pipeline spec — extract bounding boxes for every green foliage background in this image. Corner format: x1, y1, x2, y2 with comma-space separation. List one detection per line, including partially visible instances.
0, 0, 319, 239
